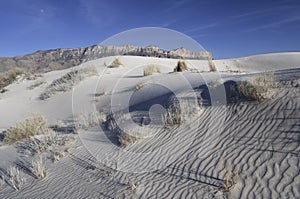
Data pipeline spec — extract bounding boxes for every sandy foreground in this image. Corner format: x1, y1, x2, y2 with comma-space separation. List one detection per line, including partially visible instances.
0, 53, 300, 198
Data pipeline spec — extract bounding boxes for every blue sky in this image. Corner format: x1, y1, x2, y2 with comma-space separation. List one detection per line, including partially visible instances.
0, 0, 299, 59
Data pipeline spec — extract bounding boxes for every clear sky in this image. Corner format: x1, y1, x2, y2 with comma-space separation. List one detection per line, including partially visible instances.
0, 0, 299, 59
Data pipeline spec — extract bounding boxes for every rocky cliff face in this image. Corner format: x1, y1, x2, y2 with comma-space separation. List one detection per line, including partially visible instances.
0, 45, 211, 73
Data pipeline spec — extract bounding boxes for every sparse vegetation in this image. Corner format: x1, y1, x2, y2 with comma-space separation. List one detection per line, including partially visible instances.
50, 149, 65, 162
109, 57, 123, 68
164, 99, 202, 128
105, 113, 143, 147
40, 66, 98, 100
237, 72, 279, 102
118, 131, 139, 148
0, 68, 24, 90
144, 65, 161, 76
222, 165, 238, 192
135, 82, 147, 91
208, 55, 217, 72
16, 131, 74, 156
6, 166, 26, 191
165, 103, 181, 126
31, 157, 46, 180
4, 115, 51, 144
174, 60, 188, 72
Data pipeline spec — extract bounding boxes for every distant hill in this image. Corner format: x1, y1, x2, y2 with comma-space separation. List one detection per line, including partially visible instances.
0, 45, 211, 73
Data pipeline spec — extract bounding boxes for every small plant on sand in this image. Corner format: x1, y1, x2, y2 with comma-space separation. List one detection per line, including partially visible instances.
174, 60, 188, 72
109, 57, 123, 68
105, 113, 141, 147
7, 166, 26, 191
17, 131, 74, 156
164, 98, 202, 128
237, 72, 278, 102
222, 164, 238, 192
0, 68, 24, 90
129, 182, 137, 191
31, 157, 46, 180
164, 104, 182, 127
208, 55, 217, 72
50, 149, 65, 162
135, 82, 148, 91
144, 65, 161, 76
4, 114, 51, 144
118, 131, 139, 148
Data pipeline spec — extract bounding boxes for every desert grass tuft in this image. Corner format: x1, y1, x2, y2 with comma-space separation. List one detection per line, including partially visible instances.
208, 55, 217, 72
237, 72, 278, 102
31, 157, 46, 180
221, 163, 239, 193
174, 60, 188, 72
6, 166, 26, 191
135, 82, 147, 91
0, 68, 24, 90
4, 114, 51, 144
109, 57, 123, 68
144, 65, 161, 76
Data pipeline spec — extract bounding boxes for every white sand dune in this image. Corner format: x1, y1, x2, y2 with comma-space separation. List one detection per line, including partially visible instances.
0, 53, 300, 198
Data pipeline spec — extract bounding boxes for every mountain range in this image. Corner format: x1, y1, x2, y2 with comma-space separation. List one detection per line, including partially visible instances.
0, 45, 211, 73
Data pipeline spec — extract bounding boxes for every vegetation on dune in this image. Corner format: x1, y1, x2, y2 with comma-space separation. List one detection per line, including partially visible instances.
174, 60, 188, 72
109, 57, 123, 68
237, 72, 279, 102
144, 65, 161, 76
4, 114, 51, 144
40, 66, 98, 100
0, 68, 24, 92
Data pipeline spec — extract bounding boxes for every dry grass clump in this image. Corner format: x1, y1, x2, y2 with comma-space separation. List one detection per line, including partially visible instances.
109, 57, 123, 68
174, 60, 188, 72
164, 104, 182, 127
40, 66, 98, 100
222, 164, 239, 192
50, 149, 66, 162
105, 113, 142, 147
237, 72, 279, 102
118, 131, 139, 148
5, 166, 26, 191
4, 115, 51, 144
31, 157, 46, 180
0, 68, 24, 91
208, 55, 217, 72
164, 99, 202, 128
135, 82, 148, 91
16, 131, 74, 156
144, 65, 161, 76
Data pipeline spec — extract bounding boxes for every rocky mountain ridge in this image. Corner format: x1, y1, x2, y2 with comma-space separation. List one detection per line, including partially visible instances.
0, 45, 211, 73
